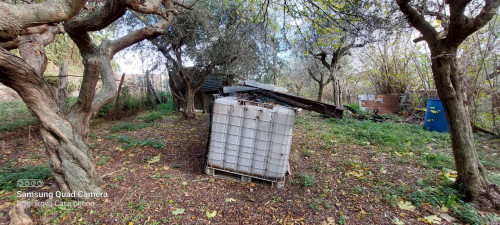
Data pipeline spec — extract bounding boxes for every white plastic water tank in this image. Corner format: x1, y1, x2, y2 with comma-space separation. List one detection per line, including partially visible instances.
207, 97, 296, 180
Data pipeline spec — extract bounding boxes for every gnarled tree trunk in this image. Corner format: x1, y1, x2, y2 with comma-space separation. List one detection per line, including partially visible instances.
0, 48, 103, 199
183, 86, 197, 120
0, 0, 183, 200
431, 47, 498, 207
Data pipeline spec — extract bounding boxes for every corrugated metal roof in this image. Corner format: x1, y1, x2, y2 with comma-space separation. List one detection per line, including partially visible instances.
200, 76, 224, 93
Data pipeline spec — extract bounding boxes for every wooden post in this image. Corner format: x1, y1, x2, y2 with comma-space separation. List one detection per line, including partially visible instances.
111, 73, 126, 120
57, 62, 68, 113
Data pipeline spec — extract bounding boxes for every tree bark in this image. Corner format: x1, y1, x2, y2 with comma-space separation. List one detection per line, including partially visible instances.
317, 82, 324, 102
183, 86, 196, 120
0, 49, 103, 199
396, 0, 500, 208
431, 46, 498, 207
331, 70, 341, 106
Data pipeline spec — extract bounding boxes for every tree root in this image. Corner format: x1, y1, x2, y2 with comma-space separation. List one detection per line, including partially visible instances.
8, 203, 32, 225
475, 183, 500, 211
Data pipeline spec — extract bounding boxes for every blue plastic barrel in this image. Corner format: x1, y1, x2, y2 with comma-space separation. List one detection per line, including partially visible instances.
424, 99, 449, 133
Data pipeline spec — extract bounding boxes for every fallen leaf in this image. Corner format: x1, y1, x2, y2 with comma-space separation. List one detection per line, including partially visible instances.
440, 213, 456, 222
206, 209, 217, 219
349, 170, 364, 177
172, 208, 185, 215
422, 215, 441, 224
444, 170, 457, 182
391, 217, 405, 225
225, 198, 236, 203
147, 156, 160, 164
397, 201, 415, 211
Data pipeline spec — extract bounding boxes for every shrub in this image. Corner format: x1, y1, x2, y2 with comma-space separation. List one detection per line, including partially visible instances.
143, 111, 164, 123
157, 101, 175, 114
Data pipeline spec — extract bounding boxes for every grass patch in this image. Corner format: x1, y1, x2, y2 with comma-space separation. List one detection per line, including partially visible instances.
406, 184, 462, 207
487, 173, 500, 186
419, 153, 454, 169
143, 111, 164, 123
296, 173, 316, 187
97, 155, 112, 166
118, 135, 166, 150
478, 150, 500, 170
0, 100, 38, 132
0, 166, 52, 191
110, 122, 150, 132
405, 183, 499, 224
325, 117, 450, 154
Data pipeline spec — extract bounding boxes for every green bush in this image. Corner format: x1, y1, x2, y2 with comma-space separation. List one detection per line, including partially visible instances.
0, 166, 52, 191
120, 86, 141, 112
97, 101, 115, 118
143, 111, 164, 123
158, 91, 173, 103
157, 101, 175, 114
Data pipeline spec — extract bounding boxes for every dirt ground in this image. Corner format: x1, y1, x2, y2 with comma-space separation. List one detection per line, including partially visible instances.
0, 112, 497, 224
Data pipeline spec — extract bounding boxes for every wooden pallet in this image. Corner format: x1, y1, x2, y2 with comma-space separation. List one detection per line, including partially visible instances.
205, 166, 285, 189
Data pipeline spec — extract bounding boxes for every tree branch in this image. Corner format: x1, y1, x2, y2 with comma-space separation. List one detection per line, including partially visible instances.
0, 0, 86, 41
108, 19, 173, 56
173, 0, 199, 9
396, 0, 439, 45
0, 24, 64, 50
449, 0, 500, 46
307, 68, 321, 83
312, 51, 332, 70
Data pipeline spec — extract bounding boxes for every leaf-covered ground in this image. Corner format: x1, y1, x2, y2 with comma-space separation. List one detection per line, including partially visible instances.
0, 111, 499, 224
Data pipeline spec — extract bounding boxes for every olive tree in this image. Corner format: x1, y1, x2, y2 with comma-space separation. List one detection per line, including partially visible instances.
0, 0, 193, 199
152, 0, 252, 119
